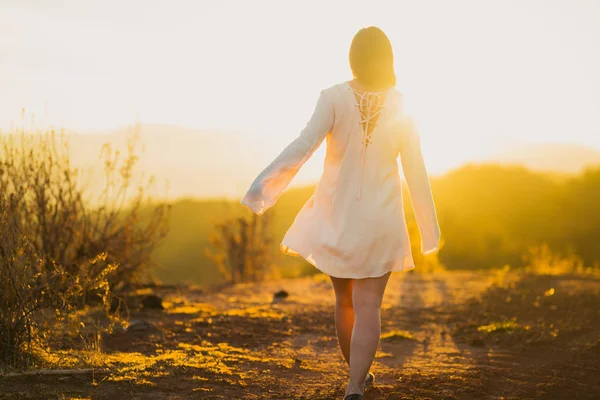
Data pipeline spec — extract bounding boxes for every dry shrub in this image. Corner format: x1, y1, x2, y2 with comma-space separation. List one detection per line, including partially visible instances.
0, 191, 45, 367
0, 126, 169, 291
0, 192, 118, 369
206, 211, 274, 283
0, 124, 168, 369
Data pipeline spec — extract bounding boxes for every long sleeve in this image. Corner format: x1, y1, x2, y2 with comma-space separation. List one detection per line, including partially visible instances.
399, 115, 441, 254
241, 90, 334, 215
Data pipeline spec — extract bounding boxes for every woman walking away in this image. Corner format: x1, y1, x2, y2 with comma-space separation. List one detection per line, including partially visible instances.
241, 26, 441, 400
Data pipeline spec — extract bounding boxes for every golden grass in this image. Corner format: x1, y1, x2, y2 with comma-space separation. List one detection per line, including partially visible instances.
380, 330, 416, 341
477, 321, 529, 334
40, 338, 277, 386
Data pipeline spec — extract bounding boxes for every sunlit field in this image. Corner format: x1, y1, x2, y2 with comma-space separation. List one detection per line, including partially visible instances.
2, 1, 600, 399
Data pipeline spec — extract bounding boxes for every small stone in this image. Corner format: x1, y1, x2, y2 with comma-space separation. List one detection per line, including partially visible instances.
273, 290, 289, 300
141, 295, 164, 310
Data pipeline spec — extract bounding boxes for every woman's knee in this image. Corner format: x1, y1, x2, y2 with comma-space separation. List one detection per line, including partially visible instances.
352, 294, 383, 314
352, 273, 390, 314
330, 276, 354, 309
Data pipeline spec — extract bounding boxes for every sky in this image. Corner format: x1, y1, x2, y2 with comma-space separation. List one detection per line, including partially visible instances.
1, 0, 599, 180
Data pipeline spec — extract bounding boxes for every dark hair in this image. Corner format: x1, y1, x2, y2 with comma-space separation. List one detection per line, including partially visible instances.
349, 27, 396, 89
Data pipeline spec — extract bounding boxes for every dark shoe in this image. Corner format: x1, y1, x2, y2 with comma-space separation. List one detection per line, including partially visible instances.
364, 371, 375, 389
344, 395, 363, 400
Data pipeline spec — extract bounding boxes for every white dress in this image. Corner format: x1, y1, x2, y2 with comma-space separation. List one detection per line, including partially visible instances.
241, 81, 441, 279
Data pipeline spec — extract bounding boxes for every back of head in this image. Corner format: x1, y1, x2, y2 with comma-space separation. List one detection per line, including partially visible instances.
349, 27, 397, 90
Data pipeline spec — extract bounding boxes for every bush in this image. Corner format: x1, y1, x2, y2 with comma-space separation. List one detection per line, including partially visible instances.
0, 191, 118, 369
206, 211, 274, 283
0, 126, 169, 291
0, 124, 168, 369
0, 191, 45, 367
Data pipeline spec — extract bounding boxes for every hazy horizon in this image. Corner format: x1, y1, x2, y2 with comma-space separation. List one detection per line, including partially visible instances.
4, 122, 597, 200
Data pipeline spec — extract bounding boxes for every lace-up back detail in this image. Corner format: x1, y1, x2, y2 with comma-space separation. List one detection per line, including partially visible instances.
351, 89, 386, 147
350, 86, 389, 200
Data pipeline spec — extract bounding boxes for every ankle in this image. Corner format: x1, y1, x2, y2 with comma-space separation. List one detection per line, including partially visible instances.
345, 382, 364, 396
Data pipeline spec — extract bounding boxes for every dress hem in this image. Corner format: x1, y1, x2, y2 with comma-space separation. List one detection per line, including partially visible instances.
280, 243, 415, 279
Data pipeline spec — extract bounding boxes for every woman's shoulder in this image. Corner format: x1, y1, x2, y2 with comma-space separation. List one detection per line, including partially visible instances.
319, 81, 351, 97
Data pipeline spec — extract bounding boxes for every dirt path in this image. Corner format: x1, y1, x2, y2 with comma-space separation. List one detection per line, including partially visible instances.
1, 270, 599, 399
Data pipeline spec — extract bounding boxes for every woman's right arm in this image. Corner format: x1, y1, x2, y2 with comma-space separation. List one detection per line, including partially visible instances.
241, 89, 334, 215
398, 115, 441, 254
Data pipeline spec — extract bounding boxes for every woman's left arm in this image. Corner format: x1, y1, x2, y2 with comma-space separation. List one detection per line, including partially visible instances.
241, 89, 334, 215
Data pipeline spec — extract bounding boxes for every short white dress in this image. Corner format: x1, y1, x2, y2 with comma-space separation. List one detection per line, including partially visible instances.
241, 81, 441, 279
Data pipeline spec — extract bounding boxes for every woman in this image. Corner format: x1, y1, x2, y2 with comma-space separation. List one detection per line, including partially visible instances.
241, 26, 441, 400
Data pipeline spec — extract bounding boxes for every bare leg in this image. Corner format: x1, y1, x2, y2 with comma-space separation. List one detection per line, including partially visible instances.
345, 272, 391, 396
329, 275, 354, 365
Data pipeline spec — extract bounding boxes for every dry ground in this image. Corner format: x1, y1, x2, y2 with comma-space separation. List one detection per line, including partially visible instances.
1, 270, 600, 399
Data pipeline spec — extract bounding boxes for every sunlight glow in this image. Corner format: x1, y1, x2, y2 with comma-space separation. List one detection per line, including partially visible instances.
1, 0, 599, 189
